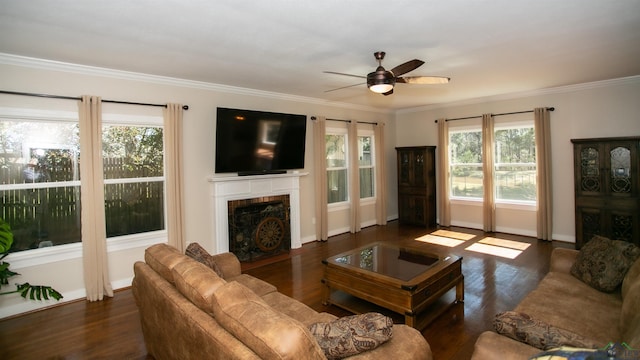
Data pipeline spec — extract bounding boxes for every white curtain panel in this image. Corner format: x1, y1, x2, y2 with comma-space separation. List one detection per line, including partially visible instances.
436, 118, 451, 227
482, 114, 496, 232
348, 120, 361, 233
374, 122, 387, 225
313, 117, 328, 241
78, 95, 113, 301
535, 108, 553, 240
164, 104, 186, 252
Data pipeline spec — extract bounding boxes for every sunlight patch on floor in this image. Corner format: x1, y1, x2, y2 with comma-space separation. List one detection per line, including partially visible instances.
415, 229, 476, 247
430, 229, 476, 241
465, 238, 528, 259
415, 234, 465, 247
478, 237, 531, 251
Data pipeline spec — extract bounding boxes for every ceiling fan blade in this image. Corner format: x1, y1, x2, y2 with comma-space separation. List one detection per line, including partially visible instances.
325, 82, 365, 93
323, 71, 366, 79
396, 76, 451, 84
389, 59, 425, 77
382, 88, 394, 96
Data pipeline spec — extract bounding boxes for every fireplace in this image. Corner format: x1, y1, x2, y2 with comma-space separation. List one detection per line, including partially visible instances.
228, 195, 291, 262
208, 172, 306, 255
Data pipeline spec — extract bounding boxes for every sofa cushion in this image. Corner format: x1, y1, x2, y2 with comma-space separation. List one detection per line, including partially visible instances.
185, 242, 225, 278
144, 243, 184, 284
622, 258, 640, 300
620, 279, 640, 348
172, 258, 227, 313
227, 274, 277, 296
494, 311, 600, 350
262, 291, 333, 326
515, 271, 620, 344
210, 281, 325, 360
308, 313, 393, 360
570, 235, 640, 292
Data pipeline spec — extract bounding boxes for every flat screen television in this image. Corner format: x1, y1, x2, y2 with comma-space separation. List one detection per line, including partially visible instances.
215, 107, 307, 175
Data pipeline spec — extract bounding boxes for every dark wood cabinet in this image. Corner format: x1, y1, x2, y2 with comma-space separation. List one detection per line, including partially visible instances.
396, 146, 436, 227
572, 137, 640, 249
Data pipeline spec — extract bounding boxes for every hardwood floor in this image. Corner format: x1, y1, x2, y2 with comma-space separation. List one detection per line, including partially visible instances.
0, 221, 572, 359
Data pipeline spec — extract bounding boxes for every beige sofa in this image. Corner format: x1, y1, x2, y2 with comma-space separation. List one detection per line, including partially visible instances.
471, 247, 640, 359
132, 243, 432, 360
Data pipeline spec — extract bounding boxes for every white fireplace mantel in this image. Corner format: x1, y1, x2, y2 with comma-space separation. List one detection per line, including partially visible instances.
207, 172, 307, 254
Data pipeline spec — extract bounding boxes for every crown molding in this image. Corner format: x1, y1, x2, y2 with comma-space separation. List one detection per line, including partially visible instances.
0, 53, 390, 114
397, 75, 640, 114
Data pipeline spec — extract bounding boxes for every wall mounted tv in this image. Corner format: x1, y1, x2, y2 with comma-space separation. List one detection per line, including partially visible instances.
215, 107, 307, 175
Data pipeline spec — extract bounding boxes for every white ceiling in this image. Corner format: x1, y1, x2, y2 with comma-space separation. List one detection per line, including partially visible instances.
1, 0, 639, 111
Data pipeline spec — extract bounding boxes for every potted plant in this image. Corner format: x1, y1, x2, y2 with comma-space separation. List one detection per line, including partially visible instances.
0, 218, 63, 301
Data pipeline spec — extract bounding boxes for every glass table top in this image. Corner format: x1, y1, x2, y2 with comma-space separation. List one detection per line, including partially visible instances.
327, 242, 445, 281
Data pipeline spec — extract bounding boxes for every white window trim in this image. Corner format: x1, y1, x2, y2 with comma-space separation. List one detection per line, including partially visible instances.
0, 107, 167, 266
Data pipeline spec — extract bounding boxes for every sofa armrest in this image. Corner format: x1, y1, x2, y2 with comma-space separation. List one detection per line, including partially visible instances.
471, 331, 540, 360
211, 252, 242, 278
549, 248, 579, 274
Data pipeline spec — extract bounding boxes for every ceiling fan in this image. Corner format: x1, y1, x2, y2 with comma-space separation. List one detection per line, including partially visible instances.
324, 51, 450, 96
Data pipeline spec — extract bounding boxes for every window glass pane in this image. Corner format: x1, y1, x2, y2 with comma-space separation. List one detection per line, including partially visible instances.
359, 168, 374, 198
327, 169, 347, 203
1, 120, 81, 252
102, 125, 165, 237
1, 186, 81, 252
358, 136, 372, 166
102, 126, 164, 179
449, 131, 483, 198
0, 121, 80, 185
104, 181, 164, 237
325, 134, 346, 168
494, 127, 536, 201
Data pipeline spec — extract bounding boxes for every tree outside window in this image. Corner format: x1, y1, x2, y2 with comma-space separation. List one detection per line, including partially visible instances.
449, 130, 483, 199
358, 135, 375, 199
325, 133, 347, 204
0, 114, 166, 253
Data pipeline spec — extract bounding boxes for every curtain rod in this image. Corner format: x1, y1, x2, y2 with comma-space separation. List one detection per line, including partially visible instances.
0, 90, 189, 110
434, 107, 554, 123
310, 116, 377, 125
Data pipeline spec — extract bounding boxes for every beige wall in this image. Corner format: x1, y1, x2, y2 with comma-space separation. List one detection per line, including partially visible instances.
395, 76, 640, 241
0, 59, 394, 317
1, 56, 638, 318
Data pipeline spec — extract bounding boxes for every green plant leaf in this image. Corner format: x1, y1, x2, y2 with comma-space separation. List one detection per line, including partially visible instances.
0, 219, 14, 253
16, 283, 63, 301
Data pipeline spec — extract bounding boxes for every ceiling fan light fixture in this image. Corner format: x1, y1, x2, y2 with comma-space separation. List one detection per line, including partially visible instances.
367, 70, 396, 94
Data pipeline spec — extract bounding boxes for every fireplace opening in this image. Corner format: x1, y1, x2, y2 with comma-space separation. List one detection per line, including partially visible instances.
228, 195, 291, 262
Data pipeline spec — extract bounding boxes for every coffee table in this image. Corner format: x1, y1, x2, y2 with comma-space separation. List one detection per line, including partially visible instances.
321, 242, 463, 330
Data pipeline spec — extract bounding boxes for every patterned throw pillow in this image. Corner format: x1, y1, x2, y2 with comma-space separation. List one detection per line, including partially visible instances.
570, 235, 640, 292
529, 346, 608, 360
494, 311, 600, 350
308, 312, 393, 360
185, 242, 225, 278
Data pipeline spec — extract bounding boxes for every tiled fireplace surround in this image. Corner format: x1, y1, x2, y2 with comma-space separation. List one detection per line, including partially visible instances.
208, 172, 305, 254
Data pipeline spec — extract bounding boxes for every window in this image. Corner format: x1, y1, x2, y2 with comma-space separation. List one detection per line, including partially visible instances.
494, 125, 536, 202
0, 109, 166, 253
358, 134, 375, 199
448, 121, 536, 204
102, 118, 165, 237
0, 115, 81, 252
449, 129, 483, 199
325, 131, 348, 204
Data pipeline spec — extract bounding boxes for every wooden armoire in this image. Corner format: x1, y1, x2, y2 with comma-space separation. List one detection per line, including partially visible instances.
571, 136, 640, 249
396, 146, 436, 227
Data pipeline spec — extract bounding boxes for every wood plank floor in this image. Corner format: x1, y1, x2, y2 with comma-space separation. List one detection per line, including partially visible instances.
0, 221, 572, 359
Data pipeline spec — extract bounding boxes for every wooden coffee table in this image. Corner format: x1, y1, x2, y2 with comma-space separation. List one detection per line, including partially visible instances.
321, 242, 463, 330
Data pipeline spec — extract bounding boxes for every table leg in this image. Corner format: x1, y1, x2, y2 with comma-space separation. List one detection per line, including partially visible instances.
455, 276, 465, 303
321, 279, 330, 306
